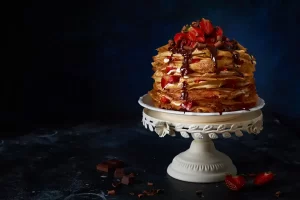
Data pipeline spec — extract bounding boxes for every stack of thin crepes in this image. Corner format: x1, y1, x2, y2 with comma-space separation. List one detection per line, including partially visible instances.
149, 18, 258, 113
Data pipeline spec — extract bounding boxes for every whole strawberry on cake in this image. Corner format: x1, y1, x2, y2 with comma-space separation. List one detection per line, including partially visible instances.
149, 18, 258, 113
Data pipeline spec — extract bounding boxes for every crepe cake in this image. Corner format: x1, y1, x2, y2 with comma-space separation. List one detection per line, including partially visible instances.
149, 18, 258, 113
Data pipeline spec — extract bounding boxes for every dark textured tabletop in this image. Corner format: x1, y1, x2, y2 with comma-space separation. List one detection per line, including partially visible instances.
1, 113, 300, 200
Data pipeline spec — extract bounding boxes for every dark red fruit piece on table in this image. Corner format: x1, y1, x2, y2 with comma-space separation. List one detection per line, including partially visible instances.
200, 18, 215, 35
106, 159, 124, 168
114, 168, 125, 178
161, 76, 180, 89
96, 162, 113, 173
107, 190, 116, 195
121, 175, 135, 185
174, 33, 186, 44
225, 174, 246, 191
181, 101, 193, 111
253, 172, 274, 186
160, 96, 170, 104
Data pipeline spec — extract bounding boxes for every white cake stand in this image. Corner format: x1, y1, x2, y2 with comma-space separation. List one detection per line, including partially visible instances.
138, 94, 265, 183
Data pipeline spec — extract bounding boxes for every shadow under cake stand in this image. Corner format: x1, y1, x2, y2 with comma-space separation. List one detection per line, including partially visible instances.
138, 94, 265, 183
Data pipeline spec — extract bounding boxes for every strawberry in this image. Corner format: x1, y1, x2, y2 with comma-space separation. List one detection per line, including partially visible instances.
166, 65, 176, 73
253, 172, 274, 186
181, 101, 193, 111
187, 31, 196, 42
160, 96, 170, 104
196, 36, 205, 43
160, 76, 180, 89
189, 41, 197, 48
225, 174, 246, 191
200, 18, 214, 35
215, 26, 223, 36
205, 37, 216, 45
168, 75, 180, 83
191, 58, 201, 63
187, 27, 205, 42
174, 33, 186, 44
188, 27, 204, 37
161, 77, 168, 89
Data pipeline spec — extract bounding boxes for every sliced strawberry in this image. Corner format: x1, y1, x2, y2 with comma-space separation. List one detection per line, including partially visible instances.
181, 101, 193, 111
253, 172, 274, 186
200, 18, 214, 35
215, 26, 223, 36
166, 65, 176, 73
168, 75, 180, 83
189, 41, 197, 48
196, 36, 205, 43
191, 58, 201, 63
189, 27, 204, 37
225, 174, 246, 191
161, 77, 168, 89
174, 33, 186, 44
187, 31, 196, 42
160, 96, 170, 104
188, 27, 205, 43
185, 39, 192, 46
160, 76, 180, 89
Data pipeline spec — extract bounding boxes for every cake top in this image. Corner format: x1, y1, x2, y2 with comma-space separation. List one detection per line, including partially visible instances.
154, 18, 256, 77
149, 18, 258, 113
167, 18, 246, 53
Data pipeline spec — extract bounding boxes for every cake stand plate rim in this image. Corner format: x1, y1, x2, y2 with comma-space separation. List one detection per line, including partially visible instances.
138, 94, 265, 116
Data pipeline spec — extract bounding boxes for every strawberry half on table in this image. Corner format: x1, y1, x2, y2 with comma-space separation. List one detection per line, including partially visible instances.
225, 174, 246, 191
253, 172, 275, 186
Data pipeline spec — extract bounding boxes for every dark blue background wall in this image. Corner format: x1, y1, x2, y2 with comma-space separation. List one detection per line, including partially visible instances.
3, 0, 300, 130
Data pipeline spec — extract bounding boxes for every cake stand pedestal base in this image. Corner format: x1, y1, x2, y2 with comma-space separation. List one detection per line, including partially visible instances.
139, 94, 264, 183
167, 135, 236, 183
